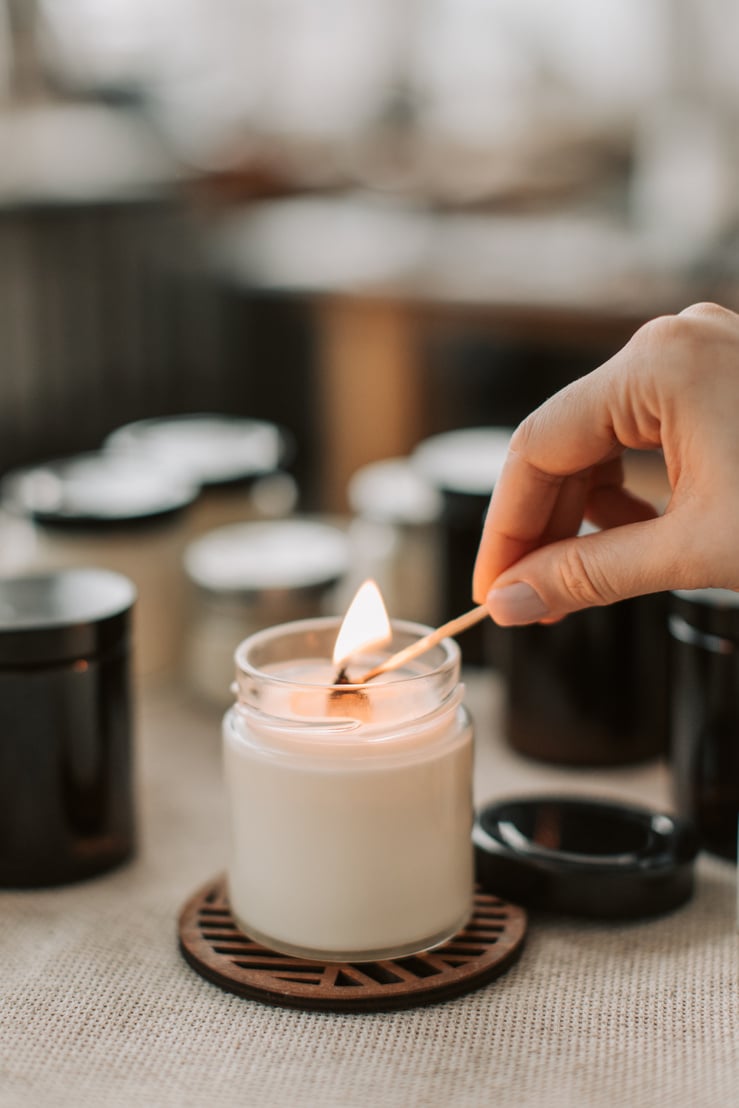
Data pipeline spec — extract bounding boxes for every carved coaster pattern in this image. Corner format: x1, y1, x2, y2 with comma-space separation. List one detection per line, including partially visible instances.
178, 876, 527, 1012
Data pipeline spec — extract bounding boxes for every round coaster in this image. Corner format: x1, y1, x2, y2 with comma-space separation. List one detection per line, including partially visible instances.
178, 876, 527, 1012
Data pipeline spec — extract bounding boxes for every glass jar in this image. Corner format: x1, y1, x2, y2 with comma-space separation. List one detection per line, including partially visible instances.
0, 569, 136, 887
223, 618, 474, 962
346, 457, 442, 627
2, 452, 197, 679
105, 414, 294, 536
412, 427, 512, 665
184, 519, 350, 706
669, 588, 739, 861
504, 592, 669, 766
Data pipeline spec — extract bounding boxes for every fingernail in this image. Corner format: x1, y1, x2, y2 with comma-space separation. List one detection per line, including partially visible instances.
486, 582, 549, 625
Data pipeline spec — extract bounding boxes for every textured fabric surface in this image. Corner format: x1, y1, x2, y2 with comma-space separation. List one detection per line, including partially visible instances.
1, 674, 736, 1108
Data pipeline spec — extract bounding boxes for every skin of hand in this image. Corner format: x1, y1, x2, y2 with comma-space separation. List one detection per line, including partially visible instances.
472, 302, 739, 625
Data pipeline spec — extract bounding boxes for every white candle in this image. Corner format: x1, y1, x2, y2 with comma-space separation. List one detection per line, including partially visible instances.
223, 616, 474, 963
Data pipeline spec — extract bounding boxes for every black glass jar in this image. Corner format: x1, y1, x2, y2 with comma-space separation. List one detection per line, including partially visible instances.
0, 569, 136, 887
504, 592, 670, 767
669, 588, 739, 861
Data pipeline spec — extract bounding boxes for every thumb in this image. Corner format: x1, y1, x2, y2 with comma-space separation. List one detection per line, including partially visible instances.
484, 515, 686, 625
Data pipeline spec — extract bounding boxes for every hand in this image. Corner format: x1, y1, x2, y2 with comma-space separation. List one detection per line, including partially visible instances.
472, 302, 739, 624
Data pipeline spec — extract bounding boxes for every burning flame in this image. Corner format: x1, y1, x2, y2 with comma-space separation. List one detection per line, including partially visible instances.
332, 579, 392, 667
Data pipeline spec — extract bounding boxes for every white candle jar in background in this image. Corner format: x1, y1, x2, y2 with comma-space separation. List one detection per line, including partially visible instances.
345, 458, 443, 628
412, 427, 513, 666
104, 414, 295, 537
184, 520, 350, 707
1, 454, 197, 679
223, 618, 474, 962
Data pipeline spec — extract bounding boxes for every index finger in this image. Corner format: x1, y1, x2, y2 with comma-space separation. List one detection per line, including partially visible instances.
471, 450, 563, 603
471, 353, 648, 602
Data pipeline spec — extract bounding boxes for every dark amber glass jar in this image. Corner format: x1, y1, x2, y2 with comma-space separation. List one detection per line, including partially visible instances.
669, 588, 739, 862
0, 569, 136, 887
504, 593, 669, 767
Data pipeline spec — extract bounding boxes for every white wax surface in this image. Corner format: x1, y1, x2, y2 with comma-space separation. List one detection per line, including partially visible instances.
257, 658, 441, 735
223, 656, 474, 960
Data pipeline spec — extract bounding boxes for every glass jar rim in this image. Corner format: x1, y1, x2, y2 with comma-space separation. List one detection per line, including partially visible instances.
234, 615, 460, 689
231, 616, 464, 741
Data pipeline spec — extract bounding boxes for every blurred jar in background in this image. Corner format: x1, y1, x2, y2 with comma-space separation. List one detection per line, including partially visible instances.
412, 427, 512, 665
346, 458, 442, 628
503, 521, 669, 768
2, 453, 197, 679
104, 414, 296, 537
0, 569, 137, 888
669, 589, 739, 862
183, 518, 350, 708
504, 591, 669, 767
0, 506, 38, 577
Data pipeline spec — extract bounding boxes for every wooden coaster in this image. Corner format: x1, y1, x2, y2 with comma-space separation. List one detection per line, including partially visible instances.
178, 876, 527, 1012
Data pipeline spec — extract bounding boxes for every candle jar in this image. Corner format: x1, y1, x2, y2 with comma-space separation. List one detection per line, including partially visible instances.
346, 458, 442, 627
0, 507, 38, 576
184, 519, 350, 707
412, 428, 512, 666
223, 618, 474, 962
0, 569, 136, 887
669, 589, 739, 862
105, 414, 294, 537
2, 453, 197, 679
504, 593, 669, 766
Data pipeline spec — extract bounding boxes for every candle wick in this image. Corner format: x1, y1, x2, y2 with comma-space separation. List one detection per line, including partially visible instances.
327, 664, 370, 718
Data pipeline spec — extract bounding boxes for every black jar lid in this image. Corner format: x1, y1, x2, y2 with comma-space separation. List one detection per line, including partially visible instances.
473, 795, 700, 919
0, 569, 136, 666
2, 452, 197, 530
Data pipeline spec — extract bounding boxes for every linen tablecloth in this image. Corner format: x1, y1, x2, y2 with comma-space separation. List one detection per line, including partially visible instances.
1, 673, 736, 1108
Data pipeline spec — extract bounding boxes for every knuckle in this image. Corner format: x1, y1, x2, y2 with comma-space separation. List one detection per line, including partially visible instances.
638, 302, 729, 350
637, 313, 693, 349
636, 311, 721, 389
510, 397, 574, 478
678, 301, 732, 322
509, 414, 537, 457
557, 542, 613, 607
508, 416, 564, 489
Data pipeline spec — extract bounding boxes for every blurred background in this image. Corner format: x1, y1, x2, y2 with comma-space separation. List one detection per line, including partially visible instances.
1, 0, 739, 491
1, 0, 739, 693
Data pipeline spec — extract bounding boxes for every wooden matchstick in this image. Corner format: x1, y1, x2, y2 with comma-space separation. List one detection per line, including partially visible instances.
358, 604, 489, 683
